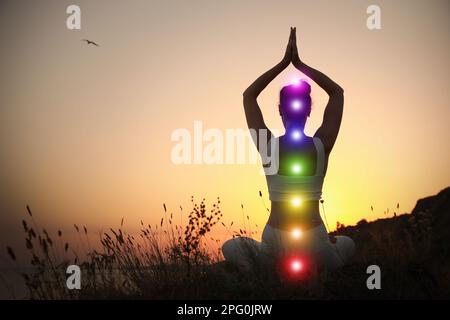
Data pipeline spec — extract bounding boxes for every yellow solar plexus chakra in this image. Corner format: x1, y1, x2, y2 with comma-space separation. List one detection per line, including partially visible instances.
291, 197, 302, 207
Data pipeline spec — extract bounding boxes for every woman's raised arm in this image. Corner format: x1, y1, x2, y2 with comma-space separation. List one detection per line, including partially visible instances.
291, 27, 344, 154
243, 28, 295, 149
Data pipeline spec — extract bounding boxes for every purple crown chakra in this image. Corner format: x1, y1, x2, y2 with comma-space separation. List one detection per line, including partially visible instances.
280, 81, 311, 102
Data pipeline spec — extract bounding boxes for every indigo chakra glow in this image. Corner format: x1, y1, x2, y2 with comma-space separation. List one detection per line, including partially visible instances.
291, 100, 302, 111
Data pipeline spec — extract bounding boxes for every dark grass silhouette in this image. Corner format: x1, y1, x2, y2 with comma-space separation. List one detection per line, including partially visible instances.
4, 187, 450, 299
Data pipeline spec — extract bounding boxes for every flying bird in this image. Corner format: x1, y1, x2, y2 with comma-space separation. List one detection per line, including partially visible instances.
82, 39, 100, 46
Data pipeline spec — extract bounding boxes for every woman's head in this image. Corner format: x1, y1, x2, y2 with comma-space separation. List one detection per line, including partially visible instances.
279, 80, 312, 129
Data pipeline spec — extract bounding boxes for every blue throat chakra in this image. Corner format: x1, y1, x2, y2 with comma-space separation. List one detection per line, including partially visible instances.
290, 129, 302, 141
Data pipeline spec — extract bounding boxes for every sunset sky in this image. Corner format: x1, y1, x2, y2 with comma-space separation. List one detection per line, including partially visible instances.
1, 0, 449, 258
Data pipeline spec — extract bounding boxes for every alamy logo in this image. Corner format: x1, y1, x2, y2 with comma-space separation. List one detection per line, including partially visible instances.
170, 121, 280, 175
66, 5, 81, 30
66, 265, 81, 290
366, 5, 382, 30
366, 265, 381, 289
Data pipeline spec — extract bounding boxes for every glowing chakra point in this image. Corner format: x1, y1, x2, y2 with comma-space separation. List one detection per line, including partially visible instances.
292, 78, 301, 86
291, 259, 303, 272
291, 100, 302, 111
291, 197, 302, 207
292, 163, 302, 174
291, 130, 302, 141
291, 228, 303, 239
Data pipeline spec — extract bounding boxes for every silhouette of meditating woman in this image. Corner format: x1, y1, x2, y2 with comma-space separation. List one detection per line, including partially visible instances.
222, 28, 355, 272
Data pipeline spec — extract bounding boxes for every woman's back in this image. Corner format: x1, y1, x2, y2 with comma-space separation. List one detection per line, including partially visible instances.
266, 135, 327, 231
